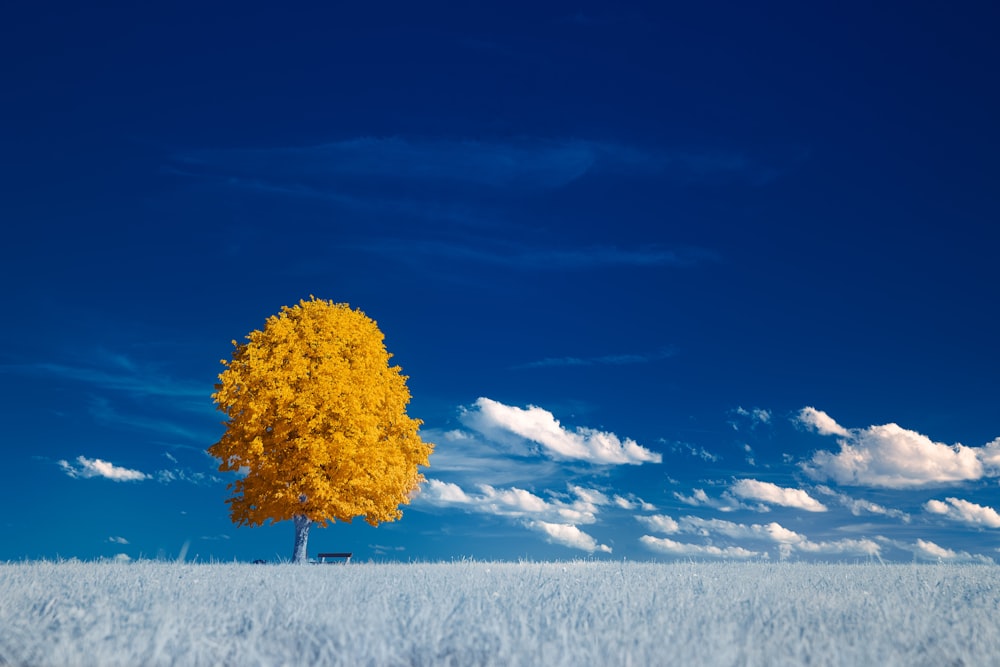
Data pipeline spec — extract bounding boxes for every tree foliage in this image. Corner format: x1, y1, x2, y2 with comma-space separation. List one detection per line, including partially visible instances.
209, 298, 433, 531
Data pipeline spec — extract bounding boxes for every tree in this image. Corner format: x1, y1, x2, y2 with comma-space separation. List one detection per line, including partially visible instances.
209, 297, 434, 563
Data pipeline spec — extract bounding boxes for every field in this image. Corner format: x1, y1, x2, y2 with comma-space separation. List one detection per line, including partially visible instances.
1, 560, 996, 666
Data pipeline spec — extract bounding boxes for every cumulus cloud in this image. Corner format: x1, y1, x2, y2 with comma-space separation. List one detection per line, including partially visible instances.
107, 536, 129, 545
636, 514, 680, 534
528, 521, 611, 553
799, 410, 987, 488
461, 397, 661, 465
729, 479, 827, 512
57, 456, 149, 482
978, 438, 1000, 472
924, 497, 1000, 528
910, 538, 991, 563
420, 479, 474, 505
639, 536, 762, 559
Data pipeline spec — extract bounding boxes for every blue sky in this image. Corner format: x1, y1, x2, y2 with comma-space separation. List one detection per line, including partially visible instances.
2, 2, 999, 563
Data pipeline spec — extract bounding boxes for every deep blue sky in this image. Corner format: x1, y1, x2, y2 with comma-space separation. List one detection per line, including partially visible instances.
3, 2, 998, 563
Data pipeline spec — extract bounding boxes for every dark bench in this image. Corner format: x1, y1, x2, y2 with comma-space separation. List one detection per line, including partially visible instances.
317, 552, 352, 564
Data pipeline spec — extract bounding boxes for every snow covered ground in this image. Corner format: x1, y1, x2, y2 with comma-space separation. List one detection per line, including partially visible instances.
1, 559, 996, 666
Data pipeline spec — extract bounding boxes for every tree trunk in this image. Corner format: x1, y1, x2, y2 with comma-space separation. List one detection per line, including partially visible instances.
292, 514, 312, 563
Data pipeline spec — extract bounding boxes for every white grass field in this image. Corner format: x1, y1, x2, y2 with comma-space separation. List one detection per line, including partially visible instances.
0, 560, 996, 666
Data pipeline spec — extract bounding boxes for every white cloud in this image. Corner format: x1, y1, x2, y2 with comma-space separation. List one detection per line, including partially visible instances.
732, 406, 772, 430
461, 397, 661, 465
801, 414, 986, 488
978, 438, 1000, 472
729, 479, 827, 512
636, 514, 680, 534
676, 516, 759, 539
419, 478, 608, 521
924, 497, 1000, 528
793, 537, 882, 558
420, 479, 474, 505
796, 407, 850, 437
107, 536, 129, 545
612, 496, 636, 510
57, 456, 149, 482
418, 479, 630, 553
908, 538, 992, 563
639, 536, 762, 559
914, 538, 958, 560
756, 522, 805, 544
420, 480, 578, 520
672, 488, 743, 512
642, 515, 882, 559
528, 521, 611, 553
155, 469, 222, 485
674, 489, 711, 507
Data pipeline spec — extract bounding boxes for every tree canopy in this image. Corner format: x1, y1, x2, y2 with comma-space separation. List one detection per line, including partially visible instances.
209, 298, 433, 537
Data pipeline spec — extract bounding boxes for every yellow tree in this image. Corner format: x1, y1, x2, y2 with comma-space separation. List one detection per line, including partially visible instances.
209, 297, 434, 563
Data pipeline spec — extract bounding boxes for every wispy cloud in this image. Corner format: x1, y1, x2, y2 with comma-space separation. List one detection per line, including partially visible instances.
516, 348, 676, 369
57, 456, 149, 482
3, 359, 207, 402
461, 397, 662, 465
175, 137, 602, 191
172, 137, 770, 196
349, 237, 717, 271
154, 469, 223, 486
813, 486, 911, 522
88, 396, 209, 442
729, 406, 772, 431
668, 441, 721, 463
416, 427, 563, 487
797, 408, 997, 488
